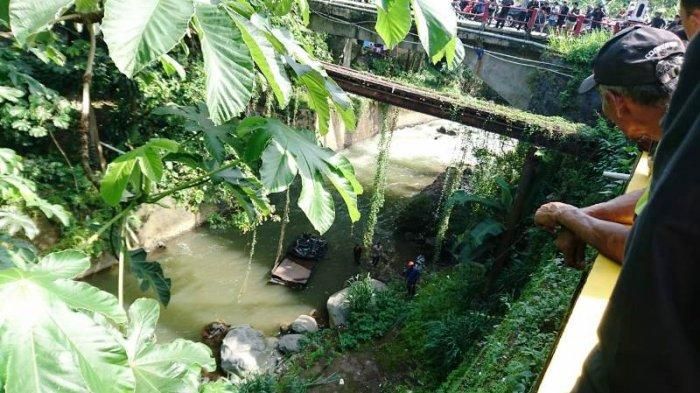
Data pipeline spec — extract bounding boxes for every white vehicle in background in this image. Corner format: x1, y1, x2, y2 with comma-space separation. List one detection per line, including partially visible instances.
626, 0, 650, 23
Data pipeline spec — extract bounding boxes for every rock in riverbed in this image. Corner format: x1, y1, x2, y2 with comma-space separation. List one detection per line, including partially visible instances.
326, 279, 387, 328
220, 325, 278, 378
291, 315, 318, 333
277, 334, 308, 354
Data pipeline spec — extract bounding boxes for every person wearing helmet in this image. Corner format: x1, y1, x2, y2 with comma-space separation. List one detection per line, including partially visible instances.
404, 261, 420, 297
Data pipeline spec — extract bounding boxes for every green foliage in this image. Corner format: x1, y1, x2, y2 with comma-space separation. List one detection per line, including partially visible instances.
548, 30, 612, 66
125, 298, 216, 392
0, 248, 215, 392
128, 250, 172, 307
361, 104, 395, 250
100, 138, 179, 206
0, 148, 70, 238
238, 116, 363, 234
339, 278, 408, 351
374, 0, 462, 66
0, 41, 74, 146
439, 261, 580, 393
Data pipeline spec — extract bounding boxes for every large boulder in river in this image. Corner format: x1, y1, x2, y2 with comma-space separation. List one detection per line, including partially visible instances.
277, 334, 307, 354
327, 279, 387, 328
291, 315, 318, 334
220, 325, 277, 378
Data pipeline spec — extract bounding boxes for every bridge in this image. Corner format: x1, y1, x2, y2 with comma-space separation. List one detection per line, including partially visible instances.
322, 62, 595, 156
309, 0, 572, 109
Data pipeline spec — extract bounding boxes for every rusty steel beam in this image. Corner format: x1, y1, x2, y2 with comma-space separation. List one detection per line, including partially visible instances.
322, 62, 596, 156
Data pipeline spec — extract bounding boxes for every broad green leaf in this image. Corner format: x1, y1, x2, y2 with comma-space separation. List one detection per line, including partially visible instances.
239, 117, 363, 233
260, 139, 298, 192
100, 156, 137, 206
0, 261, 134, 392
295, 0, 310, 25
48, 280, 128, 324
102, 0, 194, 77
230, 12, 292, 107
0, 209, 38, 238
35, 249, 90, 279
212, 166, 272, 223
75, 0, 99, 13
288, 59, 332, 135
375, 0, 411, 49
128, 250, 172, 306
0, 0, 8, 25
126, 299, 215, 392
0, 85, 24, 103
125, 298, 160, 359
194, 3, 255, 125
9, 0, 72, 44
100, 139, 179, 206
153, 104, 233, 162
0, 234, 37, 270
265, 0, 293, 16
271, 28, 355, 133
159, 53, 186, 80
411, 0, 457, 63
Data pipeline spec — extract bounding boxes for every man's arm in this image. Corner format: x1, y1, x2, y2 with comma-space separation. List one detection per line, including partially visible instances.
554, 205, 631, 263
581, 189, 644, 226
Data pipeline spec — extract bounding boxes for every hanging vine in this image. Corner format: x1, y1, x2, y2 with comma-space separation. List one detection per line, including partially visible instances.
273, 189, 291, 266
361, 104, 398, 251
431, 128, 472, 265
237, 229, 258, 304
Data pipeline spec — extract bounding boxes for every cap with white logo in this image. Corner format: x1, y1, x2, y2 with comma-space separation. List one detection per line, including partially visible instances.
578, 26, 685, 94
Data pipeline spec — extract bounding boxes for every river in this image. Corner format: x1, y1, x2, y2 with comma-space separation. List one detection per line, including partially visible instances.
88, 119, 513, 342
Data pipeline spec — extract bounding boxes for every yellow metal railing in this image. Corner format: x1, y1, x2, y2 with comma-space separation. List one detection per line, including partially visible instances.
537, 154, 651, 393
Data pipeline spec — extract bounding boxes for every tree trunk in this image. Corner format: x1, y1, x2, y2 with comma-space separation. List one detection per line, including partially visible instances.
79, 21, 100, 188
486, 146, 539, 290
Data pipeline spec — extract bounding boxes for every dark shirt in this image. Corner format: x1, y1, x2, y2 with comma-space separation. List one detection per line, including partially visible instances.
558, 5, 570, 21
592, 8, 605, 22
575, 37, 700, 393
567, 7, 580, 22
651, 16, 666, 29
406, 267, 420, 284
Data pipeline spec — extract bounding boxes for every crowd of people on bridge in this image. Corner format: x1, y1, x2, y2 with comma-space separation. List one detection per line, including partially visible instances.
452, 0, 686, 37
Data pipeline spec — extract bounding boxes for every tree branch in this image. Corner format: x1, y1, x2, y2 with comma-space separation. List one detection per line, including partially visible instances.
47, 129, 80, 192
79, 21, 100, 189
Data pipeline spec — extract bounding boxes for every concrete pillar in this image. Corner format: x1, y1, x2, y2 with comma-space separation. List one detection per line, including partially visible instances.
342, 38, 354, 67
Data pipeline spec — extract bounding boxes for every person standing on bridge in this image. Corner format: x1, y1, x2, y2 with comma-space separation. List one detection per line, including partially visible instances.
557, 1, 570, 31
571, 12, 700, 392
565, 2, 581, 33
534, 26, 685, 267
496, 0, 515, 28
591, 4, 606, 30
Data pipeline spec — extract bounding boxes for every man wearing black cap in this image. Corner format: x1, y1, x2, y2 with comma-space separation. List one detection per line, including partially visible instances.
569, 18, 700, 393
535, 26, 684, 267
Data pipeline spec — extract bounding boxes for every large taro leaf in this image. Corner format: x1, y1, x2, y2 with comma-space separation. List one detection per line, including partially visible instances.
0, 233, 37, 270
266, 25, 356, 134
374, 0, 411, 49
0, 250, 133, 393
100, 138, 179, 206
1, 173, 70, 226
0, 209, 38, 239
153, 104, 233, 162
125, 298, 216, 393
212, 165, 272, 224
229, 11, 292, 108
127, 249, 172, 307
8, 0, 73, 44
410, 0, 457, 64
102, 0, 194, 77
194, 2, 255, 125
239, 117, 362, 234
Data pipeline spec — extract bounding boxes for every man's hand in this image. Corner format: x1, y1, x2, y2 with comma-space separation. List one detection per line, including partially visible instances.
555, 229, 586, 270
534, 202, 577, 232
